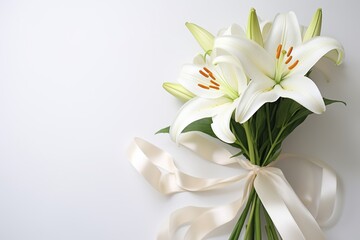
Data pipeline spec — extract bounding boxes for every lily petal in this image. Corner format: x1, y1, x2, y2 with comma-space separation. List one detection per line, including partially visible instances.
260, 19, 272, 41
288, 36, 344, 77
169, 97, 231, 142
214, 36, 275, 79
193, 53, 206, 65
235, 76, 278, 123
264, 12, 302, 56
280, 76, 325, 114
220, 23, 246, 37
211, 99, 239, 143
178, 64, 224, 99
212, 55, 248, 94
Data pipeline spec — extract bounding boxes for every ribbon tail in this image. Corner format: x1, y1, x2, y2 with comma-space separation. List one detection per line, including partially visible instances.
277, 154, 338, 226
157, 197, 246, 240
127, 138, 183, 194
184, 198, 244, 240
157, 206, 209, 240
255, 168, 325, 240
308, 158, 338, 226
158, 173, 255, 240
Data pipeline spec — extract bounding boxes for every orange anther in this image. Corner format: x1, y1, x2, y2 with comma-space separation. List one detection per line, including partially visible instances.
198, 84, 210, 89
285, 56, 293, 64
276, 44, 282, 59
199, 70, 209, 78
288, 60, 299, 70
209, 85, 220, 90
210, 80, 220, 86
203, 67, 211, 74
208, 72, 216, 80
287, 46, 293, 57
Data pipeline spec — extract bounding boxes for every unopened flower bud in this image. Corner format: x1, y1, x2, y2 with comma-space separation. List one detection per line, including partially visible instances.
303, 8, 322, 41
186, 22, 214, 53
163, 82, 195, 102
246, 8, 264, 47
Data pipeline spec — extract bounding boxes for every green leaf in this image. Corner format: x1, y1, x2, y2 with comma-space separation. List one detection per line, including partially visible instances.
324, 97, 346, 106
230, 151, 243, 158
156, 118, 216, 138
254, 105, 266, 142
156, 126, 170, 134
274, 99, 289, 128
231, 119, 249, 158
231, 119, 247, 147
182, 117, 216, 137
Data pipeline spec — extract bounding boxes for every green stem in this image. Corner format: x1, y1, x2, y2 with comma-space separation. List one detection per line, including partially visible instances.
234, 139, 250, 158
254, 196, 262, 240
265, 225, 274, 240
244, 194, 257, 240
265, 103, 273, 145
243, 122, 256, 164
229, 188, 256, 240
262, 126, 286, 166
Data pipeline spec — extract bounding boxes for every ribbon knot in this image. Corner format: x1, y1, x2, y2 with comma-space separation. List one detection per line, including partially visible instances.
128, 133, 337, 240
250, 165, 261, 175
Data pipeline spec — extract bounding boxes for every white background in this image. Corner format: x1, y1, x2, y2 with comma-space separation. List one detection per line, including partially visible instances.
0, 0, 359, 239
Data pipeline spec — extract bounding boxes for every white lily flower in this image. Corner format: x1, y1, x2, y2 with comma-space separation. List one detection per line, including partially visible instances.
214, 11, 344, 123
169, 54, 247, 143
167, 23, 249, 143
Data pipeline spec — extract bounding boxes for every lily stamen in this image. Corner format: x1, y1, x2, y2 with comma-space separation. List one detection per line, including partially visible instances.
210, 80, 220, 86
198, 67, 221, 91
203, 67, 211, 74
285, 56, 293, 64
208, 72, 216, 80
288, 60, 299, 70
276, 44, 282, 59
274, 44, 301, 81
198, 83, 210, 89
287, 46, 293, 57
209, 85, 220, 90
202, 67, 217, 80
199, 70, 209, 78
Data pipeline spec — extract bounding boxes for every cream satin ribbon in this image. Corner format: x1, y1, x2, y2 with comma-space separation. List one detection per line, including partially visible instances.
127, 133, 337, 240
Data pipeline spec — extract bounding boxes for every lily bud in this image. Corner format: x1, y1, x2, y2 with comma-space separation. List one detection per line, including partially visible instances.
246, 8, 264, 47
163, 82, 195, 102
186, 22, 214, 53
303, 8, 322, 41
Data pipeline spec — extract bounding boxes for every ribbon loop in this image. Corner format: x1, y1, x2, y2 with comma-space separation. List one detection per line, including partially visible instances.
128, 133, 337, 240
128, 137, 251, 194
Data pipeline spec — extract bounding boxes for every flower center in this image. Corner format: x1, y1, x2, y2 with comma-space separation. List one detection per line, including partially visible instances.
197, 67, 220, 90
197, 67, 238, 100
274, 44, 299, 83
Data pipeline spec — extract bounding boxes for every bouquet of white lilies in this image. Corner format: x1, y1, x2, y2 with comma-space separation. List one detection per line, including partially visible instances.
129, 8, 344, 240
